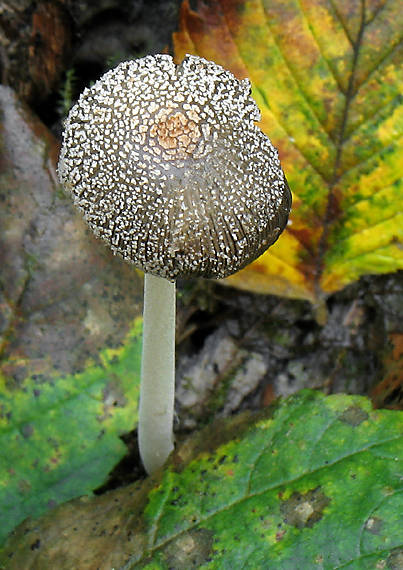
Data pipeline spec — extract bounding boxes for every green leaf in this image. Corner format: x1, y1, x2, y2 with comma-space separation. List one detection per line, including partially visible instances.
174, 0, 403, 302
0, 318, 142, 546
0, 87, 143, 545
2, 391, 402, 569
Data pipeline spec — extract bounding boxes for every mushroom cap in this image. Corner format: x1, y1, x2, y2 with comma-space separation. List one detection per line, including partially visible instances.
58, 54, 291, 280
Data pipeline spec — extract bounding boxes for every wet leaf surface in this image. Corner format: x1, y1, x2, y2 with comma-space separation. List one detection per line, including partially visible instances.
0, 86, 143, 544
174, 0, 403, 302
1, 391, 402, 569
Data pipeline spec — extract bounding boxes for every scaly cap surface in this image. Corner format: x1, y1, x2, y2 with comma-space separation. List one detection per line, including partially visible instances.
58, 54, 291, 280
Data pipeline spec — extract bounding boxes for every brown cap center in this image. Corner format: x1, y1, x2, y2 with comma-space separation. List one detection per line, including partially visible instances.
148, 109, 201, 160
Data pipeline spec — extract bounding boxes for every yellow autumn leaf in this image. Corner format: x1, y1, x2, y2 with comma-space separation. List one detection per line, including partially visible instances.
174, 0, 403, 302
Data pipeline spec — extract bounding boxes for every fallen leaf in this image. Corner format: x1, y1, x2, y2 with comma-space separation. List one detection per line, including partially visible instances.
1, 391, 402, 569
174, 0, 403, 302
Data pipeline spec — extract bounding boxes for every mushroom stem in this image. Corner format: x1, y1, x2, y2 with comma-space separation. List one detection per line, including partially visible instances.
139, 273, 176, 474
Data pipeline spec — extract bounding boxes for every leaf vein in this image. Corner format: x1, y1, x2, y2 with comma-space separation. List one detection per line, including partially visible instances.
300, 0, 349, 94
329, 0, 355, 49
334, 542, 403, 569
260, 0, 341, 143
326, 211, 402, 257
351, 36, 403, 97
254, 84, 331, 186
340, 107, 401, 156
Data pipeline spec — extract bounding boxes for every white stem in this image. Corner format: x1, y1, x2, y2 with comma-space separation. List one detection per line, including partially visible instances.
139, 273, 176, 474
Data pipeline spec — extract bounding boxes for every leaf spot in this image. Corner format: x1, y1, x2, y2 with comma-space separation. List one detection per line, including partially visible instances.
30, 538, 41, 551
339, 406, 369, 426
280, 487, 331, 529
97, 380, 127, 421
21, 423, 34, 439
365, 516, 382, 535
162, 528, 214, 569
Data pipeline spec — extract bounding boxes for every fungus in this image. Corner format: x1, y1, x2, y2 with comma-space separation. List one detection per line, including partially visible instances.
58, 54, 291, 474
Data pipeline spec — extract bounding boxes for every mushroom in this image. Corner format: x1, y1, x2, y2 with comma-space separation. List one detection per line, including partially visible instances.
58, 54, 291, 475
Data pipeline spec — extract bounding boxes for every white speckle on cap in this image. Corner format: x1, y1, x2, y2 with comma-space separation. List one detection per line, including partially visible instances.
58, 54, 291, 280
